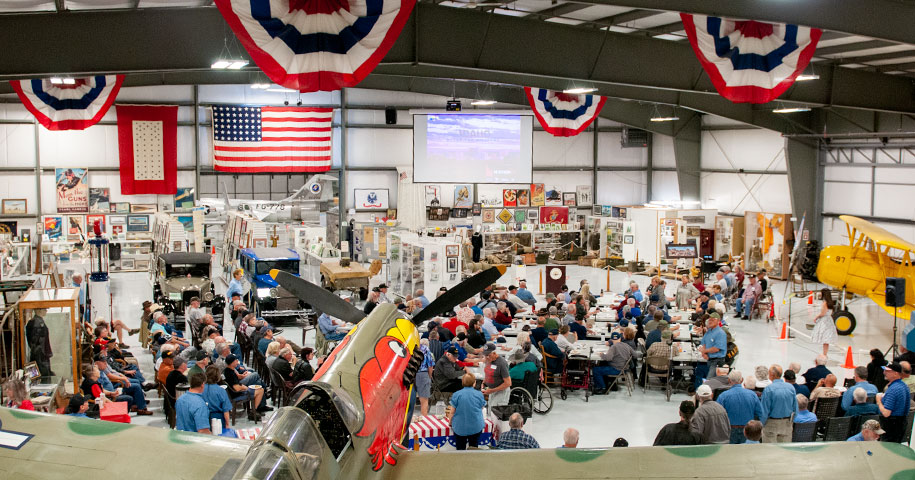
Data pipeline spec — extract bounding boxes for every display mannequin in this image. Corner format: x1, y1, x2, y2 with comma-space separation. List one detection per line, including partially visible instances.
471, 227, 483, 262
26, 308, 54, 377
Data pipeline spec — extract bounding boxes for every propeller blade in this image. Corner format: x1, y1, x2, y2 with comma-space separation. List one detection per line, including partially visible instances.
270, 269, 364, 324
411, 266, 505, 325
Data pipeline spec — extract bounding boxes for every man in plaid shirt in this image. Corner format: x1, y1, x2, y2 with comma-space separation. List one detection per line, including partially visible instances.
496, 413, 540, 449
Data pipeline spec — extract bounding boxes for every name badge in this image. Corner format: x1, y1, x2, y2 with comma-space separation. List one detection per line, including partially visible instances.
490, 365, 497, 370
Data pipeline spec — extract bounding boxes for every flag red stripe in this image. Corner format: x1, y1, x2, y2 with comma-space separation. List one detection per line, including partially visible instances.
214, 145, 331, 152
259, 136, 330, 142
262, 117, 332, 123
214, 155, 331, 162
211, 165, 332, 173
261, 126, 331, 132
261, 107, 334, 113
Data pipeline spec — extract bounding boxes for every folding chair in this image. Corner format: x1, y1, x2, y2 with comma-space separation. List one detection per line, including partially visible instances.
792, 421, 818, 442
642, 345, 672, 401
602, 357, 633, 397
539, 346, 564, 389
822, 416, 854, 442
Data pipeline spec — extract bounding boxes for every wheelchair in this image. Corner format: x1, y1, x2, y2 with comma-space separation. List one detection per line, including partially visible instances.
492, 370, 550, 421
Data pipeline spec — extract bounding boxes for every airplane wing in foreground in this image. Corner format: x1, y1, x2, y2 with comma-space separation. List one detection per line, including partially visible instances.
0, 408, 249, 480
383, 442, 915, 479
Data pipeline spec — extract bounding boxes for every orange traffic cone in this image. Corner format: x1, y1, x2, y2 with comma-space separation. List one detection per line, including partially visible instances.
807, 291, 813, 305
842, 346, 856, 369
768, 302, 775, 320
779, 322, 788, 340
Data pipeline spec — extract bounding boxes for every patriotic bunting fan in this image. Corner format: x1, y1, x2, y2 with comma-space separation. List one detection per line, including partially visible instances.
524, 87, 606, 137
10, 75, 124, 130
681, 14, 822, 104
214, 0, 416, 93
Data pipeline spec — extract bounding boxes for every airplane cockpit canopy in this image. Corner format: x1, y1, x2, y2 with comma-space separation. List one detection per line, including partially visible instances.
231, 407, 335, 480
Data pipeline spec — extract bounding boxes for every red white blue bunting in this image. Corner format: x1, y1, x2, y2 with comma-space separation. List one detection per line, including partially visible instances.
524, 87, 606, 137
10, 75, 124, 131
215, 0, 415, 93
681, 14, 822, 104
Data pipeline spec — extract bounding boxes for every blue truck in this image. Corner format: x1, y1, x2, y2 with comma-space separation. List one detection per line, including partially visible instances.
238, 247, 310, 323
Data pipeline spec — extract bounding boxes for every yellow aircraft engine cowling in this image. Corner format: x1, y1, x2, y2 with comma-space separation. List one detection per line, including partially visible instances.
816, 245, 886, 295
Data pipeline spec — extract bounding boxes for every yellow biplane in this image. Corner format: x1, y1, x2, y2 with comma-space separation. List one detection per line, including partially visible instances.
816, 215, 915, 335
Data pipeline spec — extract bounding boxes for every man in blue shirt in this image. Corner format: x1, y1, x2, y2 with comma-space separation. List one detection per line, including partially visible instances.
568, 319, 588, 340
716, 370, 763, 444
94, 355, 151, 414
842, 366, 878, 411
794, 395, 818, 423
695, 316, 727, 388
784, 370, 810, 398
415, 289, 430, 308
760, 364, 798, 443
844, 387, 880, 417
876, 363, 912, 442
176, 372, 212, 434
540, 330, 565, 374
627, 282, 644, 303
515, 280, 537, 306
318, 312, 348, 341
847, 419, 884, 442
802, 356, 832, 392
496, 412, 540, 449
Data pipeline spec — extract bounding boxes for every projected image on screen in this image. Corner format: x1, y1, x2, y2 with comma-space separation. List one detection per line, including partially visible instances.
414, 114, 533, 183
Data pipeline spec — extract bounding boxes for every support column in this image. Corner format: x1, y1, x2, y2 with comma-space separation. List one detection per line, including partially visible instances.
592, 118, 598, 201
646, 132, 653, 202
339, 88, 348, 244
785, 138, 820, 241
672, 115, 701, 203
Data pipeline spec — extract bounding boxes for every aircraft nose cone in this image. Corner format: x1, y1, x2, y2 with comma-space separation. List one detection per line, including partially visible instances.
816, 245, 848, 288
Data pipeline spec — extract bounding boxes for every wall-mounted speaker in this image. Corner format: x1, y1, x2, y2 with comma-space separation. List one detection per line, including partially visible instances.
385, 107, 397, 125
886, 277, 906, 307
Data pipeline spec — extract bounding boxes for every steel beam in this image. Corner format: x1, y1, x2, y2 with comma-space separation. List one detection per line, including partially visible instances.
815, 40, 896, 57
583, 9, 659, 29
672, 113, 701, 202
785, 138, 821, 240
562, 0, 915, 45
524, 3, 590, 20
0, 5, 913, 116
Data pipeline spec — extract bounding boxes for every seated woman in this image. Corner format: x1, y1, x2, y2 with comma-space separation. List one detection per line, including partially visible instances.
223, 354, 266, 420
508, 350, 539, 382
2, 378, 34, 410
80, 365, 135, 410
203, 365, 232, 429
265, 341, 282, 368
556, 325, 574, 352
493, 302, 513, 330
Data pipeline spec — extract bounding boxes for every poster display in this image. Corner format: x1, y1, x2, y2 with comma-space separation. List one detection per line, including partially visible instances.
502, 189, 517, 207
89, 188, 110, 213
55, 168, 89, 213
516, 189, 530, 207
424, 185, 441, 207
175, 188, 195, 211
354, 189, 389, 210
44, 216, 63, 240
539, 206, 569, 224
530, 183, 545, 206
453, 184, 472, 208
545, 187, 562, 206
576, 185, 593, 206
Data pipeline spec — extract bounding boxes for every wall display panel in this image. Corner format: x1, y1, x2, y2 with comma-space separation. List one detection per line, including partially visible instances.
700, 130, 786, 171
532, 131, 593, 168
0, 123, 38, 168
595, 170, 646, 206
700, 173, 790, 216
822, 181, 871, 217
597, 132, 648, 168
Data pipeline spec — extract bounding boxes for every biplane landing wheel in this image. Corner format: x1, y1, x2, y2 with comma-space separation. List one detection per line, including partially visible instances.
833, 310, 857, 336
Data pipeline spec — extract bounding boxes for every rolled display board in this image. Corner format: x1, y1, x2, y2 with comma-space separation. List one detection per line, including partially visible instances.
545, 265, 566, 296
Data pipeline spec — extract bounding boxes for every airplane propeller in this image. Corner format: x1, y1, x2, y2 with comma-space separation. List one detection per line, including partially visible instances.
271, 265, 506, 325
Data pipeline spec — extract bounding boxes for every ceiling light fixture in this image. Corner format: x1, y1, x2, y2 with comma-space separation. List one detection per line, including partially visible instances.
471, 100, 497, 106
62, 78, 76, 85
649, 104, 679, 122
227, 60, 249, 70
563, 87, 598, 95
49, 77, 63, 85
250, 83, 270, 89
772, 106, 812, 113
266, 87, 296, 93
210, 60, 231, 69
795, 74, 820, 81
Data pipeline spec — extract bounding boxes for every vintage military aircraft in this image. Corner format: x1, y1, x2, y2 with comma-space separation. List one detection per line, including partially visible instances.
3, 265, 915, 479
198, 174, 338, 222
817, 214, 915, 335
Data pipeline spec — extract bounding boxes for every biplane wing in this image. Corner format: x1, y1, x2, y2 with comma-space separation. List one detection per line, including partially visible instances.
840, 215, 915, 252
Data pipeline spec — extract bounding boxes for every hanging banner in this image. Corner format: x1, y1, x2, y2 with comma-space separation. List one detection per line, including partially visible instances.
214, 0, 416, 92
524, 87, 605, 137
117, 104, 179, 195
681, 14, 822, 104
10, 75, 124, 131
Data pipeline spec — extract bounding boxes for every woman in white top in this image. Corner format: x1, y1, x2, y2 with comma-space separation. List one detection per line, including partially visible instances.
556, 325, 575, 352
810, 288, 837, 356
675, 275, 699, 310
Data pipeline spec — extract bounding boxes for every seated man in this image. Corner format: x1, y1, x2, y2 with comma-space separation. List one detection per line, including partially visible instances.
592, 331, 634, 394
433, 346, 468, 393
810, 373, 842, 411
318, 312, 349, 341
496, 413, 540, 449
540, 329, 566, 375
165, 356, 189, 418
223, 354, 267, 418
257, 326, 275, 355
273, 346, 314, 386
568, 318, 589, 341
844, 387, 880, 417
150, 312, 189, 349
735, 276, 761, 320
794, 394, 818, 423
508, 350, 539, 382
531, 318, 549, 347
847, 419, 884, 441
175, 372, 211, 434
515, 280, 537, 306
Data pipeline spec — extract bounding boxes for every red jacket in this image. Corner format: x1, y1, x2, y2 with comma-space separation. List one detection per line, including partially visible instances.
442, 318, 467, 335
494, 311, 513, 325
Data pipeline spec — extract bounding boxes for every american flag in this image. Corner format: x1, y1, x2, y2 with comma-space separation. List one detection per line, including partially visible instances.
211, 105, 333, 172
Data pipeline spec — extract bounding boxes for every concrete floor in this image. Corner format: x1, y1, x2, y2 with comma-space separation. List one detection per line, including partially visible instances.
110, 264, 902, 447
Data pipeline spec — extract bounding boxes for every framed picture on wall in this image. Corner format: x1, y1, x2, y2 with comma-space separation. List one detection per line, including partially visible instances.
539, 206, 569, 224
576, 185, 593, 206
513, 209, 526, 223
446, 257, 458, 273
471, 203, 482, 216
527, 209, 538, 223
482, 209, 495, 223
354, 188, 389, 210
67, 215, 86, 239
175, 187, 195, 211
453, 185, 473, 208
530, 184, 545, 206
386, 208, 397, 220
131, 204, 157, 214
545, 187, 562, 206
109, 215, 126, 225
425, 185, 441, 207
451, 208, 469, 218
89, 188, 110, 213
158, 197, 174, 213
56, 168, 89, 213
2, 199, 27, 215
114, 202, 131, 213
624, 235, 634, 244
516, 189, 530, 207
445, 245, 459, 257
86, 214, 106, 235
127, 215, 150, 232
562, 192, 577, 207
502, 189, 517, 207
479, 192, 502, 208
592, 205, 602, 216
